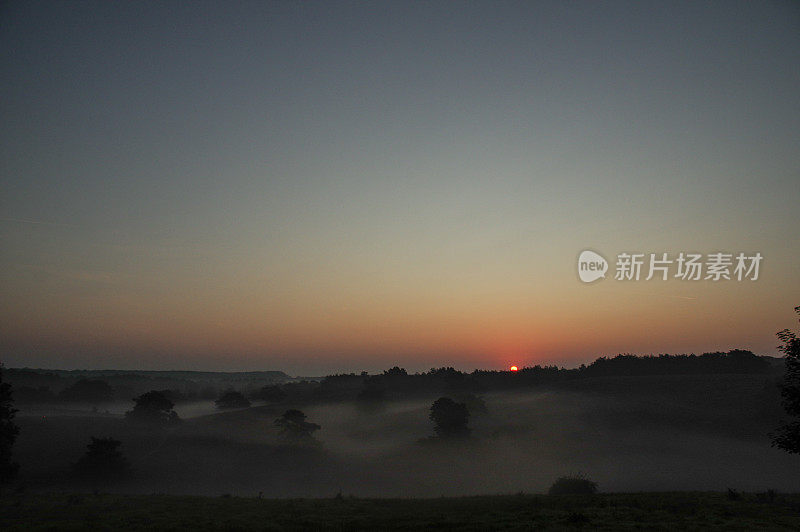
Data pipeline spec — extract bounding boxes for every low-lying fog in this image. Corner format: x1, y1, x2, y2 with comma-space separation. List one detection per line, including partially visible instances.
18, 400, 223, 419
13, 376, 799, 497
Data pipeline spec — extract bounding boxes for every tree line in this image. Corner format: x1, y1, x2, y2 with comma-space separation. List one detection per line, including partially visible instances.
1, 313, 799, 488
2, 349, 776, 408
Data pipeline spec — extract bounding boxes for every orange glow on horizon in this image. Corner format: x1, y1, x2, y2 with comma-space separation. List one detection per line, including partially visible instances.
509, 365, 519, 372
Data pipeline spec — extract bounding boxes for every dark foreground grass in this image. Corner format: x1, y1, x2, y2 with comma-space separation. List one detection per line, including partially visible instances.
1, 491, 799, 531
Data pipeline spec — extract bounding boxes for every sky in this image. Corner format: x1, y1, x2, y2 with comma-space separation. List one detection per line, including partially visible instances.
1, 1, 798, 375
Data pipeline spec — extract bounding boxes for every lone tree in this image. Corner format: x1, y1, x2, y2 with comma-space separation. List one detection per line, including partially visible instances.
0, 365, 20, 483
274, 409, 320, 443
773, 305, 800, 454
125, 390, 180, 426
73, 437, 131, 481
429, 397, 470, 439
215, 390, 251, 409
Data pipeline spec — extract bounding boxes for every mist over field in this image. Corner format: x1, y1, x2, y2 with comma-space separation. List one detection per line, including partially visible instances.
9, 368, 797, 498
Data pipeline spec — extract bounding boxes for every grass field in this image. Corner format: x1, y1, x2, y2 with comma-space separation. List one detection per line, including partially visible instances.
1, 492, 799, 531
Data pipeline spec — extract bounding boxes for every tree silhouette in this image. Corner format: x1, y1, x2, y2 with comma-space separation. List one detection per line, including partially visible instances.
429, 397, 470, 439
274, 409, 320, 442
59, 379, 113, 404
73, 437, 130, 481
125, 390, 180, 426
772, 305, 800, 454
215, 390, 251, 409
548, 474, 599, 495
0, 365, 20, 483
383, 366, 408, 378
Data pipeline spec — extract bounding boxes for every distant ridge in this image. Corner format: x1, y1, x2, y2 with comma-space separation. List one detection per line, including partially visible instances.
10, 368, 292, 381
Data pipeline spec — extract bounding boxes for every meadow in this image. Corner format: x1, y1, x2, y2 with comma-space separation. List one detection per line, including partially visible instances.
5, 357, 799, 530
9, 371, 796, 497
2, 491, 800, 531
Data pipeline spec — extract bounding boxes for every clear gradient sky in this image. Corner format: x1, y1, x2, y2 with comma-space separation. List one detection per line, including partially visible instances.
1, 1, 798, 375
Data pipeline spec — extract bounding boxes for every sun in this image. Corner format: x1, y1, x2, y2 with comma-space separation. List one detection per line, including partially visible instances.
509, 365, 519, 372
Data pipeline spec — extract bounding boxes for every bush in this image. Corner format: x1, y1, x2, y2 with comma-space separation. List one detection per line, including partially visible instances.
548, 474, 598, 495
